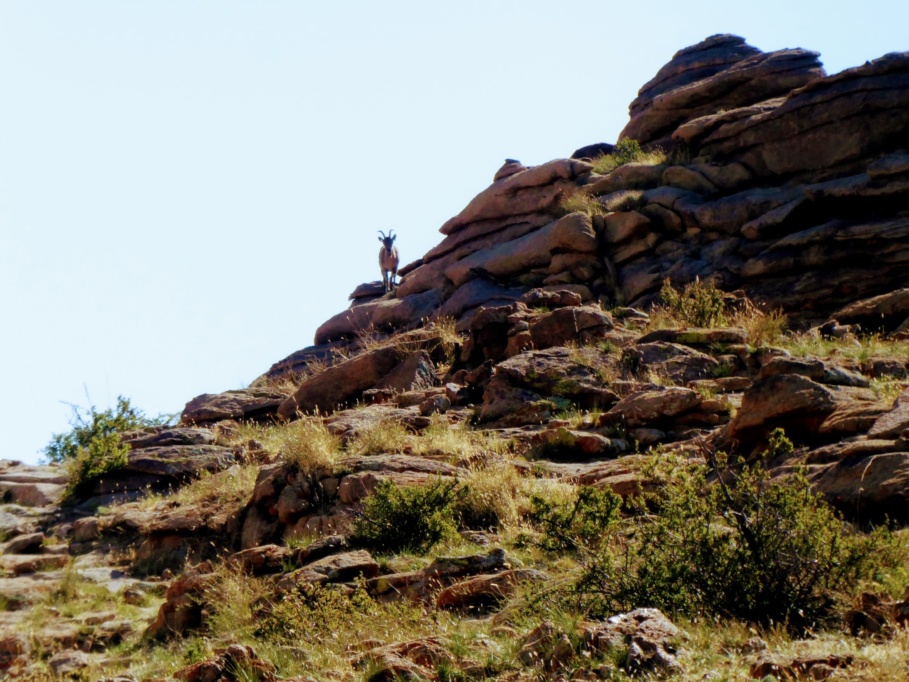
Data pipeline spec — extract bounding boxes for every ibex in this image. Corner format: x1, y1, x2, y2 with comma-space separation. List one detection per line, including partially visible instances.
378, 230, 399, 293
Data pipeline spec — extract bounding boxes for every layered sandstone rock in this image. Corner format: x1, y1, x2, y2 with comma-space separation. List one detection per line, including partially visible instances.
621, 34, 824, 149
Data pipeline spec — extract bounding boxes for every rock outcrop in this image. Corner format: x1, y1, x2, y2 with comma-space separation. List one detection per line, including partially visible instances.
10, 34, 909, 682
257, 37, 909, 375
621, 34, 824, 150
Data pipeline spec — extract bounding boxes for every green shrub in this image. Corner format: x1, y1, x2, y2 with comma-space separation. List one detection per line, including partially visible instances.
64, 432, 130, 501
659, 277, 726, 328
531, 486, 621, 553
44, 396, 171, 502
352, 478, 464, 553
44, 395, 170, 463
576, 446, 884, 630
764, 427, 794, 459
611, 138, 645, 164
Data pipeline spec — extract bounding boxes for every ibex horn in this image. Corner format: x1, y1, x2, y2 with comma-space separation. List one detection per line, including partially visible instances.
377, 230, 387, 239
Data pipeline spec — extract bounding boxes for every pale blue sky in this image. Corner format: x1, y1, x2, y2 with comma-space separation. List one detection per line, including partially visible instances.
1, 1, 907, 464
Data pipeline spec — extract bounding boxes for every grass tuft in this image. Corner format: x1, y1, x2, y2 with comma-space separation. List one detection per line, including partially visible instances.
590, 138, 667, 175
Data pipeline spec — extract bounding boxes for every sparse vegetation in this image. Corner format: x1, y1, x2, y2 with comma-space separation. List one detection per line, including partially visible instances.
455, 461, 525, 529
354, 317, 463, 370
590, 138, 667, 175
18, 230, 909, 682
558, 190, 608, 218
648, 277, 788, 345
138, 463, 260, 511
782, 331, 909, 365
348, 418, 411, 457
657, 276, 726, 327
410, 416, 516, 463
226, 416, 342, 474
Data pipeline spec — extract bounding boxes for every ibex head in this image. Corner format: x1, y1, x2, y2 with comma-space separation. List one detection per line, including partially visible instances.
377, 230, 397, 249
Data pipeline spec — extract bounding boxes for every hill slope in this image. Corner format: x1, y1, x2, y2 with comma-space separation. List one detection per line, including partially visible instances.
3, 35, 909, 682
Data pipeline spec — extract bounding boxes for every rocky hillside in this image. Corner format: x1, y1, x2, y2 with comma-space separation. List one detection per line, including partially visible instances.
3, 35, 909, 681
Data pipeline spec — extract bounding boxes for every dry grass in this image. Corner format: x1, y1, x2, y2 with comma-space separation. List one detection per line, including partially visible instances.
347, 419, 412, 457
730, 306, 788, 346
456, 461, 525, 529
278, 418, 343, 473
223, 417, 342, 474
782, 332, 909, 364
201, 562, 271, 642
409, 416, 516, 464
136, 463, 260, 512
590, 139, 667, 175
676, 618, 909, 682
870, 378, 907, 407
355, 317, 462, 357
558, 190, 608, 218
646, 278, 789, 346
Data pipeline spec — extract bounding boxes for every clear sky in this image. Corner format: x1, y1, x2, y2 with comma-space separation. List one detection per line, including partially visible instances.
1, 1, 907, 464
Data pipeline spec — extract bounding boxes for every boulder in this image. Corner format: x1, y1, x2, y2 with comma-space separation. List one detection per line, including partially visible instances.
630, 35, 762, 116
494, 159, 527, 181
834, 288, 909, 333
261, 341, 348, 382
582, 608, 683, 675
314, 288, 443, 345
97, 445, 237, 491
572, 142, 614, 160
529, 306, 614, 349
518, 621, 575, 670
437, 279, 526, 323
276, 550, 379, 590
2, 532, 44, 555
0, 481, 62, 507
868, 388, 909, 439
228, 544, 294, 575
812, 451, 909, 522
533, 427, 629, 460
374, 350, 437, 392
444, 213, 598, 288
146, 571, 217, 638
181, 388, 287, 425
441, 159, 592, 235
47, 651, 91, 677
355, 639, 450, 681
349, 280, 387, 302
728, 374, 840, 444
436, 569, 547, 611
624, 342, 720, 384
75, 445, 238, 505
478, 347, 620, 425
325, 404, 430, 441
602, 211, 652, 244
121, 427, 216, 449
818, 402, 889, 437
173, 644, 276, 682
0, 554, 68, 575
637, 327, 748, 347
604, 387, 702, 428
277, 346, 402, 419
